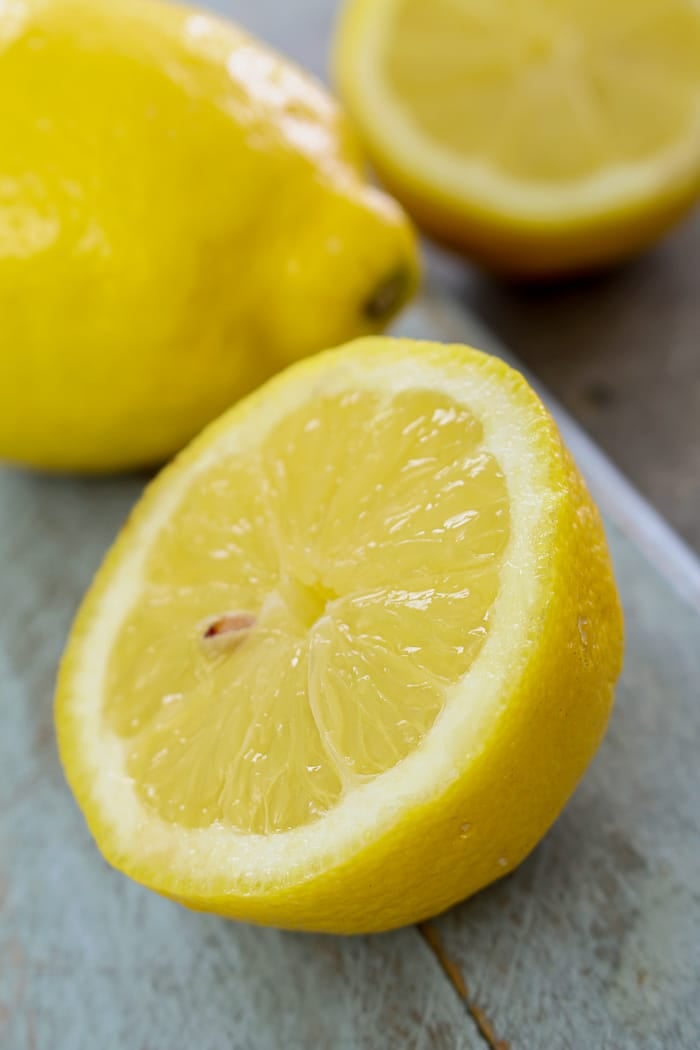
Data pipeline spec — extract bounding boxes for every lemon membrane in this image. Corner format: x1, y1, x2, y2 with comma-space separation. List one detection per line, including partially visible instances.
106, 387, 509, 834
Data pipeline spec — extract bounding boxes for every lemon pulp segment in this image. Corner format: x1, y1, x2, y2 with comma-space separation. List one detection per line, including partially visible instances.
384, 0, 700, 189
105, 389, 509, 834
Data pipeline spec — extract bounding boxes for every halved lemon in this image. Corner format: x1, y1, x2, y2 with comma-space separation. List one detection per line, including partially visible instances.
56, 338, 623, 932
334, 0, 700, 276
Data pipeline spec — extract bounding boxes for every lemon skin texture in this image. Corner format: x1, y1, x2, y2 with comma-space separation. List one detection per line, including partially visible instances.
0, 0, 418, 472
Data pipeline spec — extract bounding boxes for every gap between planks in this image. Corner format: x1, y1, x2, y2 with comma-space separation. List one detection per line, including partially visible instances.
418, 923, 510, 1050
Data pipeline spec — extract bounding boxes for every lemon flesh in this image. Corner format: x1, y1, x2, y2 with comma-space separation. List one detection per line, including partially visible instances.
56, 339, 623, 932
107, 388, 509, 834
335, 0, 700, 274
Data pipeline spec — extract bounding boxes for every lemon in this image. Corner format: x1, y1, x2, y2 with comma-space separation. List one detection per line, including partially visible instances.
334, 0, 700, 276
0, 0, 416, 473
56, 337, 623, 933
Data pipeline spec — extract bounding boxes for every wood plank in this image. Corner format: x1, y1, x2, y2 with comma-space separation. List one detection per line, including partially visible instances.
461, 216, 700, 553
0, 468, 479, 1050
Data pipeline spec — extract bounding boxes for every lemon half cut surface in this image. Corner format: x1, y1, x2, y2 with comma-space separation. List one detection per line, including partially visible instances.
56, 339, 623, 933
334, 0, 700, 275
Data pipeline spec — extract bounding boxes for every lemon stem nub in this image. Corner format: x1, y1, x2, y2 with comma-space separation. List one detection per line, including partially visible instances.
364, 266, 412, 322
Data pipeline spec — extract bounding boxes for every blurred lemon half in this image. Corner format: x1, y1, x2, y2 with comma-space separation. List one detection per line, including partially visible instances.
56, 337, 623, 932
334, 0, 700, 276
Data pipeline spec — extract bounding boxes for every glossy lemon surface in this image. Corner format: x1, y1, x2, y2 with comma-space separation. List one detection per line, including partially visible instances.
0, 0, 417, 471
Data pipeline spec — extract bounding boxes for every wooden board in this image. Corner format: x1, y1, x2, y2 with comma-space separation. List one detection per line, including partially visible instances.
1, 290, 699, 1050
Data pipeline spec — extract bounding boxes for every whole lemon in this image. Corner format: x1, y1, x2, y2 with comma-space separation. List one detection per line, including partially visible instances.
0, 0, 417, 472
